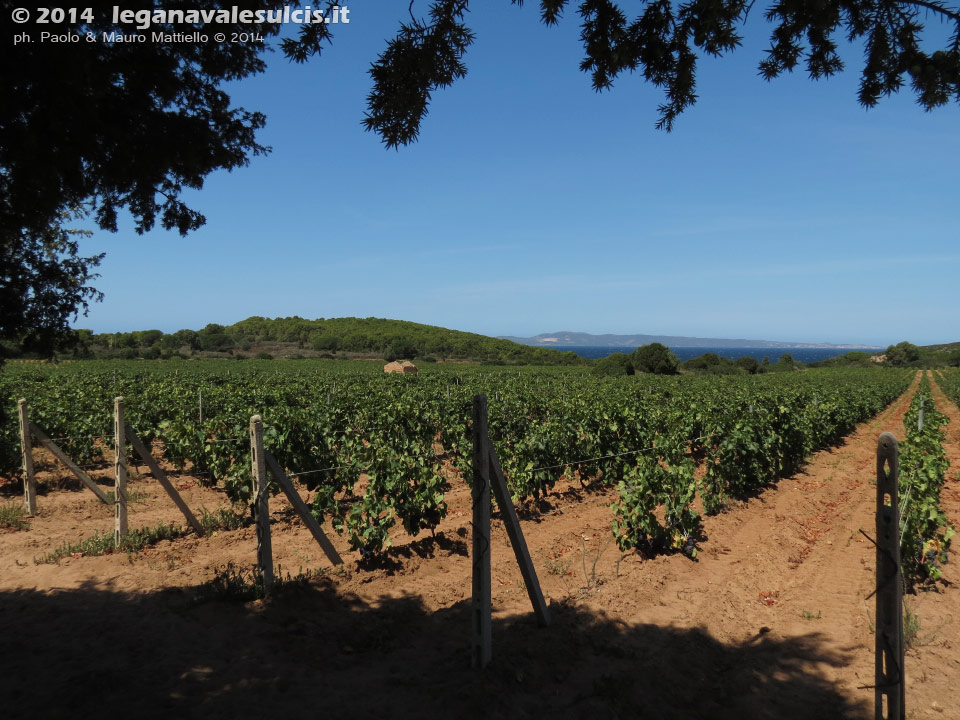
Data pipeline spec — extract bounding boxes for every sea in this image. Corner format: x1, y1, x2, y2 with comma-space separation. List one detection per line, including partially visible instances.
550, 346, 870, 364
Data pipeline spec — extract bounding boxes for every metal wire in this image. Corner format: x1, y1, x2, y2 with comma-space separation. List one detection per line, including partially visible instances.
284, 446, 446, 478
287, 463, 352, 478
35, 411, 726, 494
898, 482, 914, 545
49, 461, 110, 471
49, 434, 109, 444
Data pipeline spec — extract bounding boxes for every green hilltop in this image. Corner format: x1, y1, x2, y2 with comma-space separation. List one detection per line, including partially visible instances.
39, 317, 586, 365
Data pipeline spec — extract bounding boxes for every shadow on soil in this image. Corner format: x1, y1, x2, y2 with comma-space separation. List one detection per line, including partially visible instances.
357, 531, 470, 572
1, 579, 868, 720
0, 467, 117, 498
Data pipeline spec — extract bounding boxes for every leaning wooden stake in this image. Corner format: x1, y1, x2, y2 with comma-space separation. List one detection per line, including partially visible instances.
876, 432, 904, 720
487, 448, 550, 627
471, 394, 492, 669
114, 397, 128, 544
30, 423, 112, 505
17, 400, 36, 514
125, 425, 204, 536
250, 415, 274, 594
264, 450, 343, 567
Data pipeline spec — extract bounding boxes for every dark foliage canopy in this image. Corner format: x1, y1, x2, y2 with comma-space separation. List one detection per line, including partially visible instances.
1, 0, 315, 350
0, 212, 103, 358
350, 0, 960, 145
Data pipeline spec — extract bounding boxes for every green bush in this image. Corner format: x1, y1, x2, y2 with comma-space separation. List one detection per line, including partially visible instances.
632, 343, 679, 375
684, 353, 720, 371
593, 353, 634, 376
886, 341, 921, 366
706, 362, 744, 375
312, 335, 339, 352
384, 339, 418, 362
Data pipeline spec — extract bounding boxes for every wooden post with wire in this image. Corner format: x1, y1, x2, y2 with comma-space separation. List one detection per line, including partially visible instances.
470, 393, 550, 669
250, 415, 274, 595
17, 399, 36, 514
876, 432, 904, 720
472, 394, 492, 669
114, 397, 128, 543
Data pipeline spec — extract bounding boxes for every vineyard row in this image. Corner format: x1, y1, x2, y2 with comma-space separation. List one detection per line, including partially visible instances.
2, 365, 917, 555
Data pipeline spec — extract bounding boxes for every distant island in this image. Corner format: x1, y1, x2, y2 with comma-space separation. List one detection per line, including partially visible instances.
498, 331, 882, 350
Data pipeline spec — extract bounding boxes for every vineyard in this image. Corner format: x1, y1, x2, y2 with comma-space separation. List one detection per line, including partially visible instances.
1, 361, 912, 555
2, 362, 960, 718
898, 375, 954, 585
937, 368, 960, 412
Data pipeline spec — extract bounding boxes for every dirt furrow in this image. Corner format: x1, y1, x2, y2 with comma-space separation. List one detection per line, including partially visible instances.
590, 374, 919, 686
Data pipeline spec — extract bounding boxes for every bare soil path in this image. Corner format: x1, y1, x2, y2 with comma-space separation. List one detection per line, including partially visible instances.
2, 372, 958, 719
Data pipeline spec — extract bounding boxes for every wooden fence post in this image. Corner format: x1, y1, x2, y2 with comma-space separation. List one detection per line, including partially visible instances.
114, 397, 128, 544
876, 432, 904, 720
18, 400, 36, 514
472, 394, 492, 669
250, 415, 274, 595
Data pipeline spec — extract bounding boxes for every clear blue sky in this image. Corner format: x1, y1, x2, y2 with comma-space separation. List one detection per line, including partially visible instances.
75, 2, 960, 346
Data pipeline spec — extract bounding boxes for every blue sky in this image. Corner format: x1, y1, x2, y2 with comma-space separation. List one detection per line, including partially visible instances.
75, 2, 960, 346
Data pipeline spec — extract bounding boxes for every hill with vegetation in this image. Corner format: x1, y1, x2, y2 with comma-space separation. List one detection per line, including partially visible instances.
6, 317, 585, 366
922, 341, 960, 353
809, 342, 960, 369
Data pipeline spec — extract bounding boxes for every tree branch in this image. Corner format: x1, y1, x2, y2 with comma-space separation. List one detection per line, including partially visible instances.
897, 0, 960, 24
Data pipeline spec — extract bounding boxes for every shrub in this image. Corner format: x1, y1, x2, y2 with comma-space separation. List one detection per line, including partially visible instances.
594, 353, 634, 376
684, 353, 721, 371
632, 343, 679, 375
312, 335, 339, 352
885, 341, 921, 366
384, 339, 418, 362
